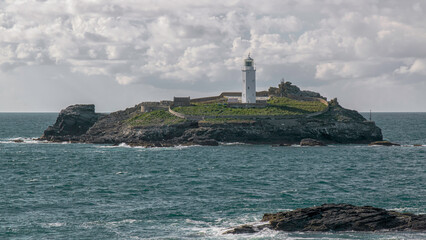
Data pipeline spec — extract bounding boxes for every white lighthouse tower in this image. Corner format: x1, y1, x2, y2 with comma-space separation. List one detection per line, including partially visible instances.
242, 54, 256, 103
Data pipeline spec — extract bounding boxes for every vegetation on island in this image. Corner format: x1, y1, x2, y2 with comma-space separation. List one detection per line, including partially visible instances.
172, 96, 327, 117
267, 96, 326, 111
126, 110, 185, 126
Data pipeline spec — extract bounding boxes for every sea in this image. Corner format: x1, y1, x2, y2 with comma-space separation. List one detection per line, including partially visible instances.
0, 112, 425, 240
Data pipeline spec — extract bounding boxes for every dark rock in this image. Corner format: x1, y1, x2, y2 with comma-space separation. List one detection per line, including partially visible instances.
272, 143, 291, 147
193, 138, 219, 146
369, 141, 401, 146
223, 224, 270, 234
300, 138, 326, 146
40, 104, 102, 141
414, 144, 423, 147
13, 139, 24, 143
224, 204, 426, 234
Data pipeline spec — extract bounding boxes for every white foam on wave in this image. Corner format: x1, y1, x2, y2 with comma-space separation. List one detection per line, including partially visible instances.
97, 143, 136, 149
405, 144, 426, 147
81, 219, 138, 229
96, 143, 200, 151
0, 137, 76, 145
389, 207, 424, 214
41, 222, 65, 228
106, 219, 137, 226
118, 142, 132, 148
220, 142, 246, 146
0, 137, 46, 144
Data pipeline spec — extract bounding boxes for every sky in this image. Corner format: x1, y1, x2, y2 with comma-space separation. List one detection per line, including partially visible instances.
1, 0, 425, 112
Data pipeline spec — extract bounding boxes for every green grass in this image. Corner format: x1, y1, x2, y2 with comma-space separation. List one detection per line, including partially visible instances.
267, 97, 327, 112
126, 110, 186, 126
172, 97, 327, 116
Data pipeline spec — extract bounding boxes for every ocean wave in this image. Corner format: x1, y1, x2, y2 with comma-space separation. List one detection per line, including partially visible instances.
0, 137, 75, 145
0, 137, 46, 144
389, 207, 424, 214
220, 142, 247, 146
80, 219, 138, 230
402, 144, 426, 147
106, 219, 138, 226
41, 222, 65, 228
96, 143, 200, 151
97, 143, 137, 149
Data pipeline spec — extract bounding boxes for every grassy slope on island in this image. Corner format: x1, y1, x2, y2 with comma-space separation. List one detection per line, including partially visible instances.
172, 97, 327, 116
126, 110, 185, 126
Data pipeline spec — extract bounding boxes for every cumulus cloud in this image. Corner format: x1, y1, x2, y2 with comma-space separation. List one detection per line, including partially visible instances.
0, 0, 425, 111
395, 59, 426, 76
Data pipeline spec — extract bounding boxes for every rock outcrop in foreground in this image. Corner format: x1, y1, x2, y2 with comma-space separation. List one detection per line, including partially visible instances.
224, 204, 426, 234
40, 98, 383, 146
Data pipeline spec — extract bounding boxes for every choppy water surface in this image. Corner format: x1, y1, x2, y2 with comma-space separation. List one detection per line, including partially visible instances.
1, 112, 425, 239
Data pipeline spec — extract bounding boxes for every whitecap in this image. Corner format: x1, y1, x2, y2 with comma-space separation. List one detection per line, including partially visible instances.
97, 143, 136, 149
106, 219, 138, 226
0, 137, 67, 145
389, 207, 424, 214
185, 219, 209, 225
220, 142, 246, 145
118, 142, 131, 148
42, 222, 65, 228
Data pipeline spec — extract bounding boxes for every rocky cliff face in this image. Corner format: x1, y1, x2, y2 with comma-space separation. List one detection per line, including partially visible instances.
224, 204, 426, 233
41, 100, 382, 146
40, 104, 103, 141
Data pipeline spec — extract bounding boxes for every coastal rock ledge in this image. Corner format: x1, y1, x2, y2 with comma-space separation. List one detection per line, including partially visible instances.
224, 204, 426, 234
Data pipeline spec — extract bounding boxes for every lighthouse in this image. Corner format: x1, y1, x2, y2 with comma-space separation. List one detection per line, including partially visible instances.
242, 54, 256, 103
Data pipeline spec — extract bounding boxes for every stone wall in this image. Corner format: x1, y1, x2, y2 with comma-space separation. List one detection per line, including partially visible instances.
140, 102, 169, 112
190, 96, 222, 103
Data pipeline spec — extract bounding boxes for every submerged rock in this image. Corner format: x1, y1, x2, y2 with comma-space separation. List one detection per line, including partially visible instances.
369, 141, 401, 146
300, 138, 326, 146
224, 204, 426, 234
223, 224, 270, 234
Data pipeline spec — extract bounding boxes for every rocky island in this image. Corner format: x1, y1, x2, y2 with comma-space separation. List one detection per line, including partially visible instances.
40, 82, 383, 146
224, 204, 426, 234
